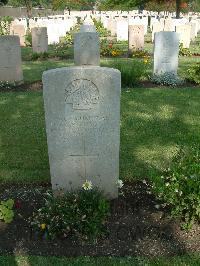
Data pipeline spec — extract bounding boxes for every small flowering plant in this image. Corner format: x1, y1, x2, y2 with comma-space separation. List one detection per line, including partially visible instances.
30, 182, 110, 240
82, 180, 93, 190
152, 145, 200, 229
131, 49, 150, 59
100, 39, 123, 57
116, 179, 124, 189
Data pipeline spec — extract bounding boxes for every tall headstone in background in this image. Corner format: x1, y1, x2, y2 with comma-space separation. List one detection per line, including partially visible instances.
176, 24, 191, 48
74, 24, 100, 66
117, 20, 128, 41
11, 24, 26, 46
42, 26, 121, 199
80, 17, 96, 32
107, 18, 117, 37
189, 22, 197, 41
154, 32, 179, 75
32, 27, 48, 53
0, 36, 23, 82
128, 25, 144, 52
152, 22, 163, 42
164, 18, 175, 31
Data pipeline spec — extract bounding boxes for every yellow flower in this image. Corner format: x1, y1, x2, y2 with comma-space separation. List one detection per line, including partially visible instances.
143, 58, 149, 64
82, 180, 93, 190
40, 223, 46, 230
111, 50, 117, 56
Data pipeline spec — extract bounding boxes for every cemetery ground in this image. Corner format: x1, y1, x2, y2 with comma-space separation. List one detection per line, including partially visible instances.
0, 36, 200, 264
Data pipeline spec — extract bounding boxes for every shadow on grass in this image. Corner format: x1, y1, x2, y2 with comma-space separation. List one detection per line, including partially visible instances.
120, 87, 200, 181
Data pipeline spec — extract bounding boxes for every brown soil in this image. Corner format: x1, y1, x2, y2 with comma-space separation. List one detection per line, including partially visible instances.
0, 181, 199, 257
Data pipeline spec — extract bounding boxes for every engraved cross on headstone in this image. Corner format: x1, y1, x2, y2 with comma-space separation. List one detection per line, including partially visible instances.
69, 137, 99, 180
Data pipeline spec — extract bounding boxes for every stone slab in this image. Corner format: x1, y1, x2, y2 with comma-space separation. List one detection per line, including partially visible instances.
42, 66, 121, 199
0, 35, 23, 82
154, 31, 179, 75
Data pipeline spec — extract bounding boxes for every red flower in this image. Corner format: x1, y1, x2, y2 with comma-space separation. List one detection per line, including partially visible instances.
108, 43, 113, 48
15, 199, 22, 209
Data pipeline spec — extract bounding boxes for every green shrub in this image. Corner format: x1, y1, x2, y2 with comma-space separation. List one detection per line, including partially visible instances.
152, 72, 184, 87
0, 199, 14, 223
103, 59, 148, 87
0, 16, 13, 35
31, 52, 49, 61
31, 185, 110, 240
93, 18, 110, 37
152, 145, 200, 229
179, 43, 192, 57
61, 32, 73, 45
25, 29, 32, 47
131, 49, 150, 59
100, 39, 123, 57
187, 63, 200, 84
0, 81, 17, 90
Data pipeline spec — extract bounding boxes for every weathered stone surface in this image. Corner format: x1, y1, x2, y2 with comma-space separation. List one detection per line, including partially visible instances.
11, 24, 26, 46
189, 22, 197, 41
74, 32, 100, 66
152, 22, 163, 42
80, 24, 96, 32
175, 24, 191, 48
0, 35, 23, 82
80, 17, 96, 32
42, 66, 121, 199
128, 25, 144, 52
32, 27, 48, 53
107, 18, 117, 36
154, 32, 179, 75
164, 18, 175, 31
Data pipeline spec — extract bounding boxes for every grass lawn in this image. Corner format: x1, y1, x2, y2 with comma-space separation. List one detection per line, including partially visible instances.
0, 43, 200, 183
0, 34, 200, 264
1, 254, 200, 266
0, 87, 200, 183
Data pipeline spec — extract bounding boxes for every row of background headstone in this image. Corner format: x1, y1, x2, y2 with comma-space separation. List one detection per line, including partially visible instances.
8, 12, 200, 47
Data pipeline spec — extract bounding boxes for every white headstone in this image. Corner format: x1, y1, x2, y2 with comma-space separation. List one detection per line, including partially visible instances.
32, 27, 48, 53
176, 24, 191, 48
74, 26, 100, 66
128, 25, 144, 51
0, 35, 23, 82
42, 29, 121, 199
117, 20, 128, 41
11, 24, 26, 46
154, 32, 179, 75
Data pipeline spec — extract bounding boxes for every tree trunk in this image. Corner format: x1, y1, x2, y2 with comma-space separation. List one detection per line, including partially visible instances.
24, 0, 32, 18
176, 0, 181, 18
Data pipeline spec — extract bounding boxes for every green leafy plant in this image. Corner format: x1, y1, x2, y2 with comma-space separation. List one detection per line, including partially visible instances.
31, 52, 49, 61
0, 16, 13, 35
31, 185, 110, 240
52, 42, 72, 59
93, 18, 110, 37
152, 72, 184, 87
0, 81, 17, 90
152, 145, 200, 230
25, 28, 32, 47
100, 39, 123, 57
179, 43, 192, 57
131, 49, 150, 59
103, 59, 149, 87
187, 63, 200, 84
0, 199, 14, 223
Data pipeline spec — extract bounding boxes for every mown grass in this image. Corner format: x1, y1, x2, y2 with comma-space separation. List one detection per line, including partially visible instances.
0, 87, 200, 183
1, 254, 200, 266
23, 60, 74, 82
